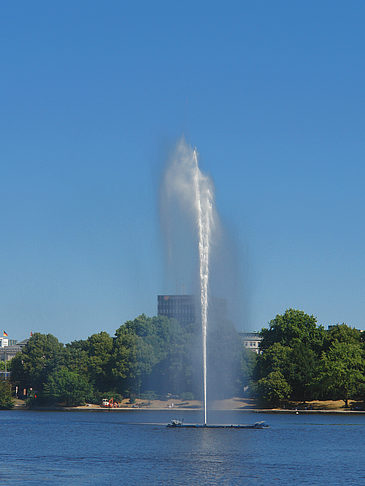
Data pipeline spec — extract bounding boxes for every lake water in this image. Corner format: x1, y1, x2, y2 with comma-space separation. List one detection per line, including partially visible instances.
1, 409, 365, 485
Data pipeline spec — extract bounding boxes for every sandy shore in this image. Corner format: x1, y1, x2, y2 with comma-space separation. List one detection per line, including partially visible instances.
12, 397, 365, 413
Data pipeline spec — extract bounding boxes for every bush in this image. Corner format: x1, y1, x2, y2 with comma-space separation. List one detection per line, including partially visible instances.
180, 392, 195, 401
0, 380, 14, 409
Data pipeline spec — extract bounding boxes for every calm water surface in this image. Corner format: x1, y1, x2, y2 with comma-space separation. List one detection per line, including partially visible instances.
1, 409, 365, 485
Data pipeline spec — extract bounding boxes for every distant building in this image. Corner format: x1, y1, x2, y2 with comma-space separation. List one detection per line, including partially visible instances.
0, 337, 9, 348
0, 336, 28, 361
158, 295, 197, 326
239, 332, 262, 354
0, 345, 21, 361
157, 294, 229, 328
0, 335, 19, 348
17, 338, 29, 348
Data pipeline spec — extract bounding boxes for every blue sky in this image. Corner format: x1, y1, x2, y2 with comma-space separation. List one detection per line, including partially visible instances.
1, 1, 365, 342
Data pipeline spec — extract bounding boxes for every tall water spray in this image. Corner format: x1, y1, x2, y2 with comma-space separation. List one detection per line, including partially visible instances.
192, 148, 213, 425
161, 139, 215, 425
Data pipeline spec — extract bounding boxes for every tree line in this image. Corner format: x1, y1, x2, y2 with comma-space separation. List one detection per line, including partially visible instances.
2, 308, 365, 409
8, 314, 251, 407
252, 309, 365, 407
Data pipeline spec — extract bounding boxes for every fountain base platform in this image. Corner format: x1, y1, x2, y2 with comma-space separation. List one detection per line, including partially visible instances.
167, 420, 268, 429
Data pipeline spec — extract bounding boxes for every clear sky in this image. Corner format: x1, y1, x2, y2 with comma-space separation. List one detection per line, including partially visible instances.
2, 1, 365, 343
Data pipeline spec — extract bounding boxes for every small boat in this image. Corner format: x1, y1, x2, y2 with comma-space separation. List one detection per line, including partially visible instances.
167, 419, 268, 429
167, 419, 185, 427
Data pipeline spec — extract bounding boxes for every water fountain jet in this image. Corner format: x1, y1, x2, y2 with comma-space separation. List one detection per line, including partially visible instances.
162, 139, 268, 430
192, 147, 213, 425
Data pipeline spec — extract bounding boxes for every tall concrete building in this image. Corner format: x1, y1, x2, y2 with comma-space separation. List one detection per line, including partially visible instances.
157, 294, 228, 328
157, 295, 196, 327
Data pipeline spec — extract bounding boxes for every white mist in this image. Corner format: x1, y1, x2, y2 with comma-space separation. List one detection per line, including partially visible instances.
161, 139, 215, 425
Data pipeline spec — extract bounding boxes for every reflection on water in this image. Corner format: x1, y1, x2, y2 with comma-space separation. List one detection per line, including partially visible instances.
1, 410, 365, 485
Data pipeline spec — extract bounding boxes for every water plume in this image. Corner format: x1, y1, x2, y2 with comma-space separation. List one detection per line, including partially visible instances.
192, 148, 214, 425
160, 138, 216, 424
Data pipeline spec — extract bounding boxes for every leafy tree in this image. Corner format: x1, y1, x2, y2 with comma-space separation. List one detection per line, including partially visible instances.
44, 369, 93, 406
11, 333, 63, 391
286, 341, 319, 401
62, 333, 114, 395
260, 309, 325, 352
0, 380, 14, 409
111, 314, 197, 398
255, 371, 291, 407
64, 333, 115, 390
81, 332, 114, 391
62, 343, 89, 377
325, 324, 362, 349
317, 342, 365, 407
254, 310, 326, 402
254, 342, 292, 380
0, 360, 13, 371
143, 316, 193, 396
112, 316, 158, 396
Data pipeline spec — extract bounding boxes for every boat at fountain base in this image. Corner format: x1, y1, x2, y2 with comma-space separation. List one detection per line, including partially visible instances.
167, 419, 268, 429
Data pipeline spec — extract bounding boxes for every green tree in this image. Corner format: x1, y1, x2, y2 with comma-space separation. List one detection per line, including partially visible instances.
253, 341, 319, 401
254, 342, 292, 380
86, 332, 113, 388
325, 324, 362, 350
0, 360, 13, 371
66, 332, 114, 392
44, 369, 93, 406
112, 316, 158, 397
0, 380, 14, 409
256, 371, 291, 407
143, 316, 193, 396
111, 314, 196, 398
254, 310, 325, 402
62, 342, 89, 377
286, 341, 319, 401
62, 333, 114, 395
318, 342, 365, 407
260, 309, 325, 352
11, 333, 63, 391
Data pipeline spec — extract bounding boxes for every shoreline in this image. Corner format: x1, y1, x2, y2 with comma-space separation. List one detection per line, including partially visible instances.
10, 405, 365, 414
10, 397, 365, 413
